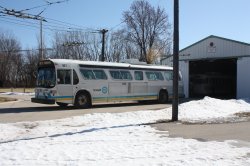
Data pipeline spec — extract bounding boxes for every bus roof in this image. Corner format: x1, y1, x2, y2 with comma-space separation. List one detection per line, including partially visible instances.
46, 59, 173, 70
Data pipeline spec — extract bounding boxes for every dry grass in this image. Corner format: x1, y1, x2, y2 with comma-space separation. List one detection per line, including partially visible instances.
235, 112, 250, 117
0, 97, 16, 103
0, 88, 33, 103
0, 88, 34, 93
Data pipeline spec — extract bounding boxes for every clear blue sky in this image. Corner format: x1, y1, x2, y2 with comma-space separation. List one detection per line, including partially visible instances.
1, 0, 250, 50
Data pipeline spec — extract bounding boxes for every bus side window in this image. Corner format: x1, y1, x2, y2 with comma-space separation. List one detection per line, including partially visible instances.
110, 70, 122, 79
134, 71, 143, 80
57, 69, 71, 84
73, 69, 79, 85
120, 71, 132, 80
146, 71, 156, 81
164, 71, 173, 81
154, 72, 164, 80
93, 70, 107, 80
80, 69, 95, 80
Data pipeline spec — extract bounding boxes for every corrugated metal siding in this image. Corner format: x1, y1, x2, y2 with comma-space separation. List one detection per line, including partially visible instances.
237, 57, 250, 98
179, 37, 250, 60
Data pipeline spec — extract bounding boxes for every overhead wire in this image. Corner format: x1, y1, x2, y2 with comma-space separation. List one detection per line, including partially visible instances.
0, 1, 127, 49
109, 21, 125, 32
19, 0, 69, 12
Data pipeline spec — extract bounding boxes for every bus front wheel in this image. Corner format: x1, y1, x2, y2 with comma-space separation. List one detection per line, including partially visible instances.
75, 92, 91, 109
158, 90, 168, 103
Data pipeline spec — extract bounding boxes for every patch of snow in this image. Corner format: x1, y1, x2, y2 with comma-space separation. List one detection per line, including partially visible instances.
0, 97, 250, 165
0, 92, 35, 96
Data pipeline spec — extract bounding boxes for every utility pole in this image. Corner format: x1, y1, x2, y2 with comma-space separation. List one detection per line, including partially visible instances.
172, 0, 179, 121
0, 8, 47, 60
100, 29, 108, 62
40, 18, 43, 60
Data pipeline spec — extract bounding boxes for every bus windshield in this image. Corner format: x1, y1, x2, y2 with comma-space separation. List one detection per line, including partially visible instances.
37, 67, 56, 88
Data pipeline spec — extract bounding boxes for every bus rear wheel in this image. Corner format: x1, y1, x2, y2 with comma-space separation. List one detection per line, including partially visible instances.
75, 92, 91, 109
56, 102, 68, 107
158, 90, 168, 103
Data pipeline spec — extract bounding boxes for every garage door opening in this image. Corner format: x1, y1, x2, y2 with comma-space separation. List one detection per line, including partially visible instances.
189, 59, 237, 99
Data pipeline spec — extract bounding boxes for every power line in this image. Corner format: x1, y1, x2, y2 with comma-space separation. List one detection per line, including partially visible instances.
0, 9, 46, 21
19, 0, 70, 12
0, 18, 40, 29
109, 21, 125, 32
0, 48, 54, 53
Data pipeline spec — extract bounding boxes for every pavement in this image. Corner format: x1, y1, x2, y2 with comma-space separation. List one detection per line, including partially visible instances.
152, 121, 250, 142
0, 94, 169, 123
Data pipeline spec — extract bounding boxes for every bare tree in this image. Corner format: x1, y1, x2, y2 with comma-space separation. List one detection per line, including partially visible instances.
123, 0, 171, 64
22, 49, 40, 87
0, 31, 22, 87
50, 31, 101, 61
106, 29, 141, 62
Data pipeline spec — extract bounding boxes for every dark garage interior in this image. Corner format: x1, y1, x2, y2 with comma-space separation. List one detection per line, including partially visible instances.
189, 58, 237, 99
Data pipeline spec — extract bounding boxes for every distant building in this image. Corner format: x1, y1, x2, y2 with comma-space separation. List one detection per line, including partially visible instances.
161, 35, 250, 99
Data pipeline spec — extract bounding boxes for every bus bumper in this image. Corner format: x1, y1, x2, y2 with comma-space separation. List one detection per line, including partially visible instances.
31, 97, 55, 104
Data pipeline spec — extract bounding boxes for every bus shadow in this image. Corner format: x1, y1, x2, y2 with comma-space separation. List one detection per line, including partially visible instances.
0, 101, 168, 114
93, 100, 164, 108
0, 106, 73, 114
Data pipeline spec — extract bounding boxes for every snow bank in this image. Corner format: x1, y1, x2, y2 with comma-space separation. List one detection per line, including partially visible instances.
176, 96, 250, 123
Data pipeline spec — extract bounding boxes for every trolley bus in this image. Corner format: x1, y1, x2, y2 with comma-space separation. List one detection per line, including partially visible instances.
31, 59, 184, 108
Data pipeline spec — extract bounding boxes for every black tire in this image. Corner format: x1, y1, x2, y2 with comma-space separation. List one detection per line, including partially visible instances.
158, 90, 168, 103
74, 92, 91, 109
56, 102, 68, 107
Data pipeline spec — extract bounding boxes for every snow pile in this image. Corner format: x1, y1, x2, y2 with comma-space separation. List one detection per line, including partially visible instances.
0, 92, 35, 96
0, 97, 250, 165
177, 96, 250, 123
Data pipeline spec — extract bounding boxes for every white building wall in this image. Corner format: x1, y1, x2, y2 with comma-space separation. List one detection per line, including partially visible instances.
180, 37, 249, 60
179, 61, 189, 98
237, 57, 250, 98
161, 36, 250, 99
161, 56, 173, 66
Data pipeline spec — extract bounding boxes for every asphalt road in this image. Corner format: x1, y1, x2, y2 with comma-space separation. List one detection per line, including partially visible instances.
0, 94, 170, 123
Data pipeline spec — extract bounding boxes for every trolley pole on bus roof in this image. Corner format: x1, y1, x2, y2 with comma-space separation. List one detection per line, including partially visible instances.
172, 0, 179, 121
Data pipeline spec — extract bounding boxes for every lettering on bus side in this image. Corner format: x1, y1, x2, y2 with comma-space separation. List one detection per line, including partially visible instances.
102, 86, 108, 94
93, 89, 101, 92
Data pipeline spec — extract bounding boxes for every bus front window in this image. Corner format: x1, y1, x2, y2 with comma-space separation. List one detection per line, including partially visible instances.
37, 67, 56, 88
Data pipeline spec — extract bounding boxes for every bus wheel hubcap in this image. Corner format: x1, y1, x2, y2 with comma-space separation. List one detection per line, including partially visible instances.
79, 95, 87, 105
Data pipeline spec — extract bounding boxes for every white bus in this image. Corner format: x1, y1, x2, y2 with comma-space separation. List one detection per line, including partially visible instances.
31, 59, 184, 108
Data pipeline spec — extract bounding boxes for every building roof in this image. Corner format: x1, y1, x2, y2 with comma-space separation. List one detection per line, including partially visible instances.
180, 35, 250, 53
161, 35, 250, 62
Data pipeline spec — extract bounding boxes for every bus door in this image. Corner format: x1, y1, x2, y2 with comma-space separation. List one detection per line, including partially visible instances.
131, 71, 148, 99
108, 82, 129, 101
56, 69, 74, 104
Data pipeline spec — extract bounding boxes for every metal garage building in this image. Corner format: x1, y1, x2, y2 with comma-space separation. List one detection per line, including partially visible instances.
161, 35, 250, 99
